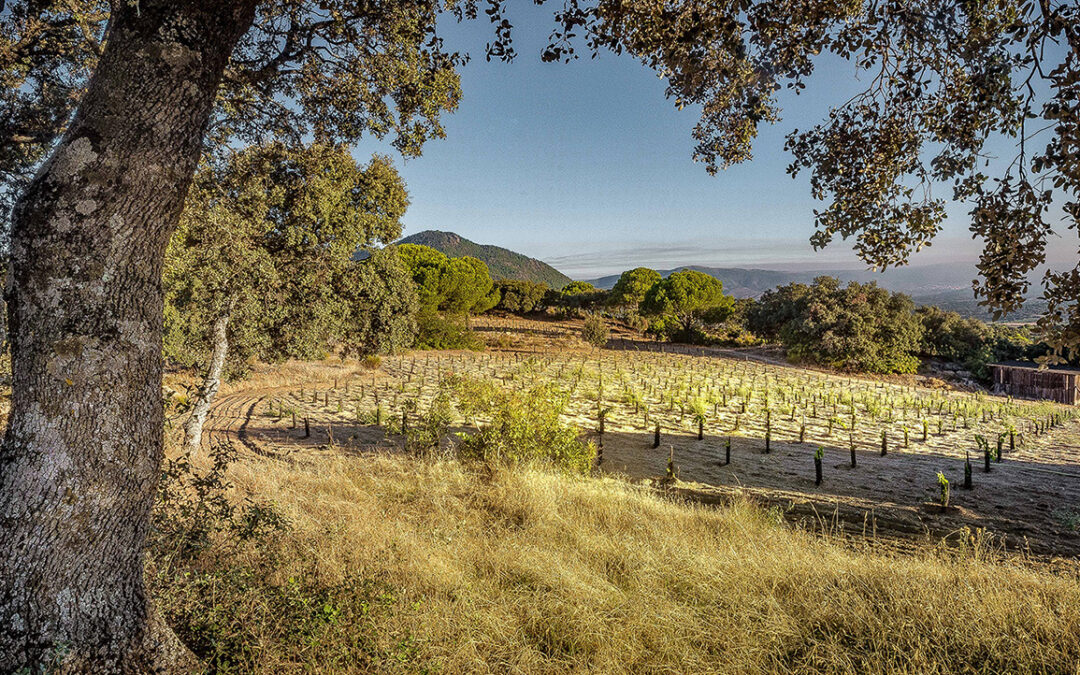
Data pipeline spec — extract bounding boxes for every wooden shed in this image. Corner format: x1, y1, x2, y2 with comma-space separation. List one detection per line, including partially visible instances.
990, 361, 1080, 405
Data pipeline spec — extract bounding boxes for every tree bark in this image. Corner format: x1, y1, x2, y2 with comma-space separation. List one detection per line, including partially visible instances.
0, 2, 256, 672
184, 306, 232, 452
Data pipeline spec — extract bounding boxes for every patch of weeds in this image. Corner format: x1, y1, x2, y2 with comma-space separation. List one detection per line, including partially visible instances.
1052, 508, 1080, 532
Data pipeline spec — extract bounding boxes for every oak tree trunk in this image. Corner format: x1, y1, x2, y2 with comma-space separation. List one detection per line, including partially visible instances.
184, 307, 232, 452
0, 2, 256, 671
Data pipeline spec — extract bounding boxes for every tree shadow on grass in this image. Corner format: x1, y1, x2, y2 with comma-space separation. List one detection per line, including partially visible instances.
592, 427, 1080, 560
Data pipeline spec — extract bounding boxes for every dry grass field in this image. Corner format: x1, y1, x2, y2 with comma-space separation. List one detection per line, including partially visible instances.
153, 452, 1080, 674
153, 315, 1080, 672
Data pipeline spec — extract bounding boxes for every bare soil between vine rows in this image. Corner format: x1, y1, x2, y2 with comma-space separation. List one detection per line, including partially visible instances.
199, 315, 1080, 563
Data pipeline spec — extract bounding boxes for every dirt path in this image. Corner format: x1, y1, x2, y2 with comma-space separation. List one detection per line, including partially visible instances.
202, 382, 399, 463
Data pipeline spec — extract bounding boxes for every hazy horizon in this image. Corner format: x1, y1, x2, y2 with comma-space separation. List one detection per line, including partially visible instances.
351, 4, 1077, 283
420, 229, 1073, 283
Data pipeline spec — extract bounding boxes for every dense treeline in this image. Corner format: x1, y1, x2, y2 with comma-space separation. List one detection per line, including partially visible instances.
456, 265, 1039, 380
747, 279, 1038, 377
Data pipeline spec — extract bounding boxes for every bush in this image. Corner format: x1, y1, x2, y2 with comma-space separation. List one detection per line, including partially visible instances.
645, 316, 710, 344
494, 279, 549, 314
916, 305, 1037, 380
361, 354, 382, 369
415, 310, 484, 350
450, 377, 595, 474
581, 316, 610, 348
404, 387, 455, 456
752, 277, 924, 374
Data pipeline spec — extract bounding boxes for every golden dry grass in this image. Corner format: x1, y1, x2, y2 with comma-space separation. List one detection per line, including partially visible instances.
156, 451, 1080, 674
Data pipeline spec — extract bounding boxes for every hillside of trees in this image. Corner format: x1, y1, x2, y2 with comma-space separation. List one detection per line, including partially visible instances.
397, 230, 572, 288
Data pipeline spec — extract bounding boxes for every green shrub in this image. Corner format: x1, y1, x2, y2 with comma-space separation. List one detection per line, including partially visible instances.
751, 277, 924, 374
405, 387, 455, 455
361, 354, 382, 370
415, 310, 484, 350
494, 279, 550, 313
451, 378, 595, 474
581, 316, 610, 348
916, 305, 1039, 381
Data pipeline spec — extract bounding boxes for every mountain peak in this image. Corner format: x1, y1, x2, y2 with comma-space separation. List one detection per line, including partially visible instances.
398, 230, 571, 288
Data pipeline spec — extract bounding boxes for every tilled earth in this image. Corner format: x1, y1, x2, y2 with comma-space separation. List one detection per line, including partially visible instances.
201, 315, 1080, 561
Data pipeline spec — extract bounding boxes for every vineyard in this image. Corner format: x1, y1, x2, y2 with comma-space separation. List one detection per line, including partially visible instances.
205, 315, 1080, 558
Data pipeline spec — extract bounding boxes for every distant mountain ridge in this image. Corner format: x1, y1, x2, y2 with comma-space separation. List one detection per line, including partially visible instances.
398, 230, 571, 288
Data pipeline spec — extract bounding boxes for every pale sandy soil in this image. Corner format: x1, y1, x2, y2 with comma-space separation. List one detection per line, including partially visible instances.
198, 314, 1080, 560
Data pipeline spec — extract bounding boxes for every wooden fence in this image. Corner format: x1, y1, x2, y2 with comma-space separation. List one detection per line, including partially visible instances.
991, 364, 1079, 405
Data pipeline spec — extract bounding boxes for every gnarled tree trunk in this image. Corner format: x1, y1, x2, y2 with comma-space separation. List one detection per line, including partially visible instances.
0, 2, 256, 672
184, 305, 232, 452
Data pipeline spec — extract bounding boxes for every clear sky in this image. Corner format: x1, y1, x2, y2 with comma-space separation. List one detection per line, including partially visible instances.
354, 4, 1077, 280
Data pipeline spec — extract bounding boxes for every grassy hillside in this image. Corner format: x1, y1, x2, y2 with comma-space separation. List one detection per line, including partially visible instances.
398, 230, 572, 288
152, 450, 1080, 674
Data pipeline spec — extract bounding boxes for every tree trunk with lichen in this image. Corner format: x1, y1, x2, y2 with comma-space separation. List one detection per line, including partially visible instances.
0, 2, 256, 671
184, 306, 232, 452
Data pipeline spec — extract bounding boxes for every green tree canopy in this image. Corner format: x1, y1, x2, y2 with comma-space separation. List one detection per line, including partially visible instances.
549, 280, 607, 313
561, 280, 599, 295
495, 279, 550, 313
915, 305, 1034, 379
334, 248, 419, 359
608, 267, 662, 312
397, 243, 495, 316
165, 142, 412, 369
746, 283, 813, 343
640, 269, 734, 334
164, 141, 415, 450
754, 277, 924, 374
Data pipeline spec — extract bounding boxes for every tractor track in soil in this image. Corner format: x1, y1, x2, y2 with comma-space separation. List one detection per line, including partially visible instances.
200, 382, 399, 463
204, 390, 286, 460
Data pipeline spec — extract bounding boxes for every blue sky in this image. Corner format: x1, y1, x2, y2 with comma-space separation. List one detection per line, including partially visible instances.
355, 4, 1077, 280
